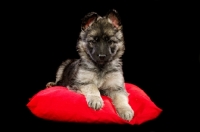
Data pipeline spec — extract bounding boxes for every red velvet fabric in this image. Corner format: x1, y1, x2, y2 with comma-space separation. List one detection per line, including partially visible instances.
27, 83, 162, 125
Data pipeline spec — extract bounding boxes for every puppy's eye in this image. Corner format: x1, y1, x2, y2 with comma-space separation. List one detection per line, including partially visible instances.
104, 37, 109, 41
88, 37, 99, 43
94, 37, 99, 41
108, 40, 115, 44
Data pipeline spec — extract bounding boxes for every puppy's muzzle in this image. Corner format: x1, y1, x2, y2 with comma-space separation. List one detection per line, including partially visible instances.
98, 54, 106, 60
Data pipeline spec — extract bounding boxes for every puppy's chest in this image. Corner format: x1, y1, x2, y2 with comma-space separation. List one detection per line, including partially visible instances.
77, 67, 113, 89
83, 69, 107, 88
95, 72, 107, 89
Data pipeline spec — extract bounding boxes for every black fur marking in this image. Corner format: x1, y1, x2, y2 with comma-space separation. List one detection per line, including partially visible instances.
57, 59, 80, 87
74, 81, 92, 86
81, 65, 97, 72
105, 68, 119, 75
100, 86, 126, 96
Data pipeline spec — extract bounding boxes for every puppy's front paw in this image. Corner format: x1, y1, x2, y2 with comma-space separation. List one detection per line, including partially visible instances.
117, 106, 134, 121
87, 96, 103, 110
46, 82, 56, 88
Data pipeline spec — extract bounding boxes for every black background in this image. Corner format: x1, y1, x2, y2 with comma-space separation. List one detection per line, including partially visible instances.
13, 0, 191, 131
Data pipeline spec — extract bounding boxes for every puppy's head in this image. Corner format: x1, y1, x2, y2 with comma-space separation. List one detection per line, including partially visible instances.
77, 9, 125, 66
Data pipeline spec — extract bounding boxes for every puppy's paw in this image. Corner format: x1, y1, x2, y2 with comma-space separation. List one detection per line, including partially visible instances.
116, 106, 134, 121
87, 96, 103, 110
46, 82, 56, 88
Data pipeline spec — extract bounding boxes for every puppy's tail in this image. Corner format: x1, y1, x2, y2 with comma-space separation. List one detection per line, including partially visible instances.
46, 82, 56, 88
46, 59, 75, 88
55, 59, 73, 84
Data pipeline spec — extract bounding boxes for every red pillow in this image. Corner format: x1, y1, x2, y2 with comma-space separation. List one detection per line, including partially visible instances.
27, 83, 162, 125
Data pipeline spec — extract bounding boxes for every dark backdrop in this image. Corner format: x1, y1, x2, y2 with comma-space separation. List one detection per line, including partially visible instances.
16, 1, 188, 131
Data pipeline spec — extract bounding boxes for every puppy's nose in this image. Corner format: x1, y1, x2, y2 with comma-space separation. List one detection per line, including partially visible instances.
98, 54, 106, 60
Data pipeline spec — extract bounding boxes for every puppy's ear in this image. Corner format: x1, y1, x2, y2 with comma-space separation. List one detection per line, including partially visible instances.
81, 12, 99, 30
106, 9, 122, 29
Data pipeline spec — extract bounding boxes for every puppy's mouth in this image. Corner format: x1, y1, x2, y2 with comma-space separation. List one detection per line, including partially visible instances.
97, 60, 106, 65
97, 58, 111, 66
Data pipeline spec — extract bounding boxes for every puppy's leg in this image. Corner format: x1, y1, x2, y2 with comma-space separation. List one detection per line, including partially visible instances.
103, 72, 134, 121
79, 84, 103, 110
109, 91, 134, 121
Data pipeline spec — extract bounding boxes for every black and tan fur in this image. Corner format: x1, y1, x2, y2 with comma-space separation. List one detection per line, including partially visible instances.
46, 9, 134, 121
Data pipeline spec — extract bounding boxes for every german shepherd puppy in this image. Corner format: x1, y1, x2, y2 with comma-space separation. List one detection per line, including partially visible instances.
46, 9, 134, 121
